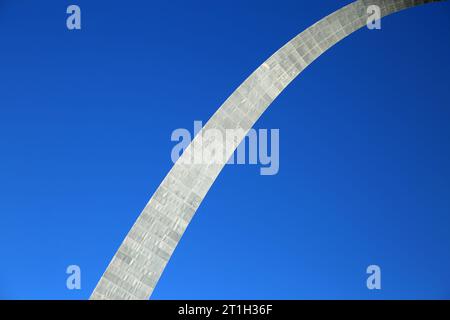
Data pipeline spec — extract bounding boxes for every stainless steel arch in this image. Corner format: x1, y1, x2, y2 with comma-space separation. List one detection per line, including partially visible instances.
91, 0, 446, 300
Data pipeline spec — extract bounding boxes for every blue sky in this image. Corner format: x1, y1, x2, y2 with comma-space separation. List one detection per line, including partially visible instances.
0, 0, 449, 299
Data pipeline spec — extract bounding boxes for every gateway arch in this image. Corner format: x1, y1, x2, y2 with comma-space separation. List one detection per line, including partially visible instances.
91, 0, 446, 300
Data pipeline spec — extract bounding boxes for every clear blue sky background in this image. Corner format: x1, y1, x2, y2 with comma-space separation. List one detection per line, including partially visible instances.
0, 0, 449, 299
